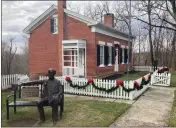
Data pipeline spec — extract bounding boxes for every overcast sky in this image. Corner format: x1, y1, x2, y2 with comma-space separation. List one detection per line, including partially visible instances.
2, 1, 140, 53
2, 1, 89, 53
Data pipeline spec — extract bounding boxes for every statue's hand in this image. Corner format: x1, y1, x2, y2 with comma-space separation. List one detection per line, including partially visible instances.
53, 95, 58, 100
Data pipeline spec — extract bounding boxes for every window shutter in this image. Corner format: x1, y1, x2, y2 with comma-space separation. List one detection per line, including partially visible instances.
97, 45, 100, 66
120, 48, 122, 63
50, 18, 54, 33
124, 48, 128, 63
104, 46, 109, 65
112, 47, 115, 64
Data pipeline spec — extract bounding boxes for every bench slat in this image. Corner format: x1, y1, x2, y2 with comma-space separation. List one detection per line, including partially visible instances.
9, 101, 38, 106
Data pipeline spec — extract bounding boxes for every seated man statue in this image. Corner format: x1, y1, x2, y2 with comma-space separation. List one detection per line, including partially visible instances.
37, 68, 63, 123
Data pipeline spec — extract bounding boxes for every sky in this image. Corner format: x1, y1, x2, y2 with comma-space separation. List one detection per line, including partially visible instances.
2, 1, 145, 53
2, 1, 88, 53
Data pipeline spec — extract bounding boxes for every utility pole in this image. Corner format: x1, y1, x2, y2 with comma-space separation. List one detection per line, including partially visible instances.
127, 0, 132, 78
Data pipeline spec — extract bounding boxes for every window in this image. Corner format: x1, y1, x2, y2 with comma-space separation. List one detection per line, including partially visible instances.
124, 48, 128, 64
100, 45, 104, 66
50, 16, 58, 34
122, 48, 125, 64
53, 17, 58, 33
108, 46, 112, 65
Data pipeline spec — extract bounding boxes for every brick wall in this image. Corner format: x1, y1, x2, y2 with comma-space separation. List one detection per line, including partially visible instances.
66, 16, 97, 76
29, 11, 133, 79
29, 15, 58, 80
95, 33, 132, 77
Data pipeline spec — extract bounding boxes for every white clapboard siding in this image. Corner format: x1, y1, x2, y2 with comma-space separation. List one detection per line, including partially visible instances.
39, 76, 151, 100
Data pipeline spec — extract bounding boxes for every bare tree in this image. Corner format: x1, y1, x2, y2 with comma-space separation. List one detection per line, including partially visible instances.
2, 36, 17, 74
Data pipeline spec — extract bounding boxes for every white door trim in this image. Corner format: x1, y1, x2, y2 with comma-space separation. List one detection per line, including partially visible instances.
114, 48, 119, 72
78, 49, 85, 76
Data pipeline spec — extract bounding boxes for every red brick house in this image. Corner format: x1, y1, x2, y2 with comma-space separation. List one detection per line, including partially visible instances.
23, 1, 135, 79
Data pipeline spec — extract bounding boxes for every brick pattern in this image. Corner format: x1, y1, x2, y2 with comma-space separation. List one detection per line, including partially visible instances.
29, 5, 133, 78
66, 16, 97, 76
104, 13, 114, 28
29, 14, 58, 79
95, 33, 132, 77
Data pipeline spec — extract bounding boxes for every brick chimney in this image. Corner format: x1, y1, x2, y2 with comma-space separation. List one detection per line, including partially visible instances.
104, 13, 114, 28
58, 0, 66, 75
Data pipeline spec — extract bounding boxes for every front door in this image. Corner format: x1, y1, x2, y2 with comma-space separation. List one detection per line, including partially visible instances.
78, 49, 85, 76
114, 49, 119, 72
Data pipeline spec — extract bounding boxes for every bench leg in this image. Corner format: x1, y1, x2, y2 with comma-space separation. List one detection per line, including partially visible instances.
61, 104, 64, 112
14, 106, 16, 114
61, 99, 64, 112
6, 101, 9, 120
60, 109, 62, 119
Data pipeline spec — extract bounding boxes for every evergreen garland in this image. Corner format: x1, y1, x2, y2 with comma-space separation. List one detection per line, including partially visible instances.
158, 67, 169, 73
65, 73, 152, 93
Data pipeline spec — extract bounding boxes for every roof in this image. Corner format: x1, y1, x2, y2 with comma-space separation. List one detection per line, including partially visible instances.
23, 5, 135, 40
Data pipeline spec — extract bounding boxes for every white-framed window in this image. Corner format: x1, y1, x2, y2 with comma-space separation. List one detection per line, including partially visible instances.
50, 15, 58, 34
53, 17, 58, 33
100, 45, 104, 66
108, 46, 112, 65
122, 48, 125, 64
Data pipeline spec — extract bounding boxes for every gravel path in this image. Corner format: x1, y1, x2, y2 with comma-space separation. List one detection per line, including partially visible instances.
110, 86, 176, 127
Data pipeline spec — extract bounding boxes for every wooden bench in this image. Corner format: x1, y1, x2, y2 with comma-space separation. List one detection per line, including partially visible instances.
6, 80, 64, 120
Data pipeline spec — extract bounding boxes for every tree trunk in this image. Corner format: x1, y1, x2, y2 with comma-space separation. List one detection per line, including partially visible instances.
169, 31, 176, 70
147, 0, 154, 66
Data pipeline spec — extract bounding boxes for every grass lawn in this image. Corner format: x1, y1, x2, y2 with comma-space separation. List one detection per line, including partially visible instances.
168, 90, 176, 127
1, 91, 130, 127
116, 71, 149, 81
171, 71, 176, 87
168, 71, 176, 126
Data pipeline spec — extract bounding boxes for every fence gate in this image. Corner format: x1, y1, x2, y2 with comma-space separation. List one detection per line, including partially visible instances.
151, 73, 171, 86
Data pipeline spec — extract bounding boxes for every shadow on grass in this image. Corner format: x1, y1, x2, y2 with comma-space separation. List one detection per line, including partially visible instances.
2, 91, 130, 127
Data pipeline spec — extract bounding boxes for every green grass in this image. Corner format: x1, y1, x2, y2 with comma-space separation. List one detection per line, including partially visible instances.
171, 71, 176, 87
116, 71, 149, 81
1, 91, 130, 127
168, 90, 176, 127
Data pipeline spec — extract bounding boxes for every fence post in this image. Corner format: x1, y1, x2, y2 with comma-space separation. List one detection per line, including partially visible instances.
129, 81, 134, 100
167, 73, 171, 86
151, 73, 154, 86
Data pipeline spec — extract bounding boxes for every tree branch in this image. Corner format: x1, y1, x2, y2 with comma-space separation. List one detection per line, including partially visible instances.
136, 17, 176, 31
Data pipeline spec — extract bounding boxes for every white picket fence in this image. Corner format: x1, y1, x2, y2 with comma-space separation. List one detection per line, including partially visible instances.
39, 74, 150, 100
1, 71, 171, 100
1, 74, 19, 90
133, 66, 163, 72
151, 72, 171, 86
1, 74, 29, 90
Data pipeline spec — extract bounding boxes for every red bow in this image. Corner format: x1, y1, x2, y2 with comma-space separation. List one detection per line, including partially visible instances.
142, 76, 146, 81
134, 81, 139, 87
158, 68, 161, 73
88, 78, 93, 83
148, 73, 152, 78
116, 80, 123, 87
65, 76, 70, 81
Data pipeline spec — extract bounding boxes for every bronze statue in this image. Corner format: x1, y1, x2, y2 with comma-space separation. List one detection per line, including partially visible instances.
37, 68, 63, 123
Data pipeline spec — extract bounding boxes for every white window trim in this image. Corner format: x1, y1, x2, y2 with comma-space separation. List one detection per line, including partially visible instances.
121, 45, 125, 48
114, 41, 120, 45
98, 41, 105, 45
99, 45, 105, 67
52, 16, 58, 34
121, 48, 125, 64
107, 43, 113, 46
99, 64, 105, 67
108, 46, 112, 66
